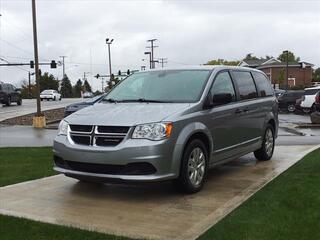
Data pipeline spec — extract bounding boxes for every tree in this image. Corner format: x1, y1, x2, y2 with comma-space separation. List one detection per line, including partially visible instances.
204, 59, 240, 66
60, 74, 73, 98
244, 53, 259, 60
72, 79, 83, 97
277, 50, 300, 62
39, 72, 59, 92
83, 80, 92, 92
313, 68, 320, 82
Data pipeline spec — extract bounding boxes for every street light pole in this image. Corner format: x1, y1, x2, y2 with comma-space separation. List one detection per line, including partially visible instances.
106, 38, 114, 81
31, 0, 41, 116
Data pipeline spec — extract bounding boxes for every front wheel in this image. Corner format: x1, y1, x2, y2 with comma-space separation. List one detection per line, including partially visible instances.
174, 139, 208, 194
254, 124, 275, 161
17, 98, 22, 106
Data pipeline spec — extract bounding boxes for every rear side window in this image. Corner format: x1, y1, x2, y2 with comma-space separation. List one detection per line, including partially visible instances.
305, 89, 320, 95
233, 71, 258, 100
252, 72, 274, 97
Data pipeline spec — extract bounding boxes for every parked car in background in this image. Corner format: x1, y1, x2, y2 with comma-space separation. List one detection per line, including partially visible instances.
83, 92, 93, 98
40, 90, 61, 101
274, 89, 285, 99
64, 94, 107, 116
315, 91, 320, 112
277, 90, 304, 112
298, 86, 320, 113
0, 82, 22, 106
54, 66, 278, 193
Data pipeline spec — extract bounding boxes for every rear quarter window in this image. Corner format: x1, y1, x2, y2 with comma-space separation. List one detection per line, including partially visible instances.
233, 71, 258, 100
305, 89, 320, 95
251, 71, 274, 97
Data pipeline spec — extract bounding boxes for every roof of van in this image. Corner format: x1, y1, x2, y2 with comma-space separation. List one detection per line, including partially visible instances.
141, 65, 260, 72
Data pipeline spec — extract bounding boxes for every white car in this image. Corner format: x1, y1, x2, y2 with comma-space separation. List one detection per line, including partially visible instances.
300, 86, 320, 113
40, 90, 61, 101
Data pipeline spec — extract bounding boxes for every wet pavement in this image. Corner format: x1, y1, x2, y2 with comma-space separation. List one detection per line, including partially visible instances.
0, 145, 318, 240
0, 98, 82, 122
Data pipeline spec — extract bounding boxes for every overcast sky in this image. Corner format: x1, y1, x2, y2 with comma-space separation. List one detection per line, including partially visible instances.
0, 0, 319, 91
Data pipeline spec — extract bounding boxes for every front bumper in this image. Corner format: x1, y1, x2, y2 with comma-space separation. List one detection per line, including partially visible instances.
53, 135, 180, 182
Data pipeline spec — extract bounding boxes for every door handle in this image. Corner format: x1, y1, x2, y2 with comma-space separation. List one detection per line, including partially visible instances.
235, 109, 243, 114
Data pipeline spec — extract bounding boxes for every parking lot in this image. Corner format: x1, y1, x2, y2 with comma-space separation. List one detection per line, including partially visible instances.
0, 98, 82, 122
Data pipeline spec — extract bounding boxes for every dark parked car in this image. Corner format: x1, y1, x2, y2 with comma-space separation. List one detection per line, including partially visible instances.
0, 82, 22, 106
278, 90, 304, 112
315, 91, 320, 112
64, 94, 106, 116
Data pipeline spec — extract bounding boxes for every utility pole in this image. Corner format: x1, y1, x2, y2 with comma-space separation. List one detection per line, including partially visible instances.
284, 50, 289, 90
106, 38, 114, 81
59, 55, 67, 78
158, 58, 168, 68
31, 0, 41, 117
146, 39, 158, 69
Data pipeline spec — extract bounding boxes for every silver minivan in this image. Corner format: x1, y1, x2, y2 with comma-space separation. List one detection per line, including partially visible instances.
54, 66, 278, 193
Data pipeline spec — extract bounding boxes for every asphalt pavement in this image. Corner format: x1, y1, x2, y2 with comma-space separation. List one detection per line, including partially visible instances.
0, 98, 82, 122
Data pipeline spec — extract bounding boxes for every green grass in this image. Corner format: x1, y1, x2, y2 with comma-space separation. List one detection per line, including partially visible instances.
199, 148, 320, 240
0, 147, 130, 240
0, 147, 56, 187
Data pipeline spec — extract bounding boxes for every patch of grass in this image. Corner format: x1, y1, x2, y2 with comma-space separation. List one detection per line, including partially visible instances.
199, 148, 320, 240
0, 147, 56, 187
0, 215, 129, 240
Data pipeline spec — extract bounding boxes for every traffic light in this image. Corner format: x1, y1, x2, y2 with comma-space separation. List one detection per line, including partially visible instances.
95, 74, 100, 79
50, 60, 57, 68
30, 61, 34, 68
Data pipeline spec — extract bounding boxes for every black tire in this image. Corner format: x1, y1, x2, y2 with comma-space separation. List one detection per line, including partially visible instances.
287, 104, 295, 113
59, 97, 62, 101
5, 97, 11, 106
17, 98, 22, 106
254, 124, 275, 161
174, 139, 208, 194
53, 96, 56, 101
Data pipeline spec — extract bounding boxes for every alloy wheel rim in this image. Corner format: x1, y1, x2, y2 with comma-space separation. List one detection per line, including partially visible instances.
265, 129, 274, 157
188, 147, 205, 187
288, 105, 295, 112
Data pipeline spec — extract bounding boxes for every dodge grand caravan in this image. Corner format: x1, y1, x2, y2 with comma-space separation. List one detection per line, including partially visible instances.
54, 66, 278, 193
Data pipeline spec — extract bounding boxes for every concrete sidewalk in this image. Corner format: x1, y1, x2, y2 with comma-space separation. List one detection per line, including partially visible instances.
0, 145, 318, 240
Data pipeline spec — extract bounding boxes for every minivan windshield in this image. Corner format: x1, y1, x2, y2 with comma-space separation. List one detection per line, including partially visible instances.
103, 70, 210, 103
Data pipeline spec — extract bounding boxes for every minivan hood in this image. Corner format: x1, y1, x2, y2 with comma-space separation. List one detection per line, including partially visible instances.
65, 102, 191, 126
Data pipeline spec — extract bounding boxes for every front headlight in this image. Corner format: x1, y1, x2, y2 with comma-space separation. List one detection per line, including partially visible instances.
58, 120, 69, 136
132, 122, 173, 141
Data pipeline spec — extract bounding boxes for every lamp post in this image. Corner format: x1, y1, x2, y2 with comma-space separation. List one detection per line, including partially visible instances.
106, 38, 114, 81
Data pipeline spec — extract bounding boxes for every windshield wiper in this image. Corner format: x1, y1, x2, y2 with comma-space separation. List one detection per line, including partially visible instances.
101, 98, 117, 103
121, 98, 169, 103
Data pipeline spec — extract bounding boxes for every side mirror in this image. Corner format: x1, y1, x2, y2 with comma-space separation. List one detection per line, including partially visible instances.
212, 93, 233, 106
203, 92, 214, 109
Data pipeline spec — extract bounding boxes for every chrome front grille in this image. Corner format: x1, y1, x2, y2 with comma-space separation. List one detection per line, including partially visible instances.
68, 125, 129, 147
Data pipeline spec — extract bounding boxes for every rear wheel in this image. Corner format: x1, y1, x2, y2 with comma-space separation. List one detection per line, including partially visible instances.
287, 104, 295, 112
174, 139, 208, 193
254, 124, 275, 161
17, 98, 22, 105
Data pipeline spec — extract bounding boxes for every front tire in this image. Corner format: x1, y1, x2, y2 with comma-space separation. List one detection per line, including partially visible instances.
174, 139, 208, 194
254, 124, 275, 161
17, 98, 22, 105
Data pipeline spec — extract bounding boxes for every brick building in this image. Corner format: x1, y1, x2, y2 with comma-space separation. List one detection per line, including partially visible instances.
239, 58, 313, 87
